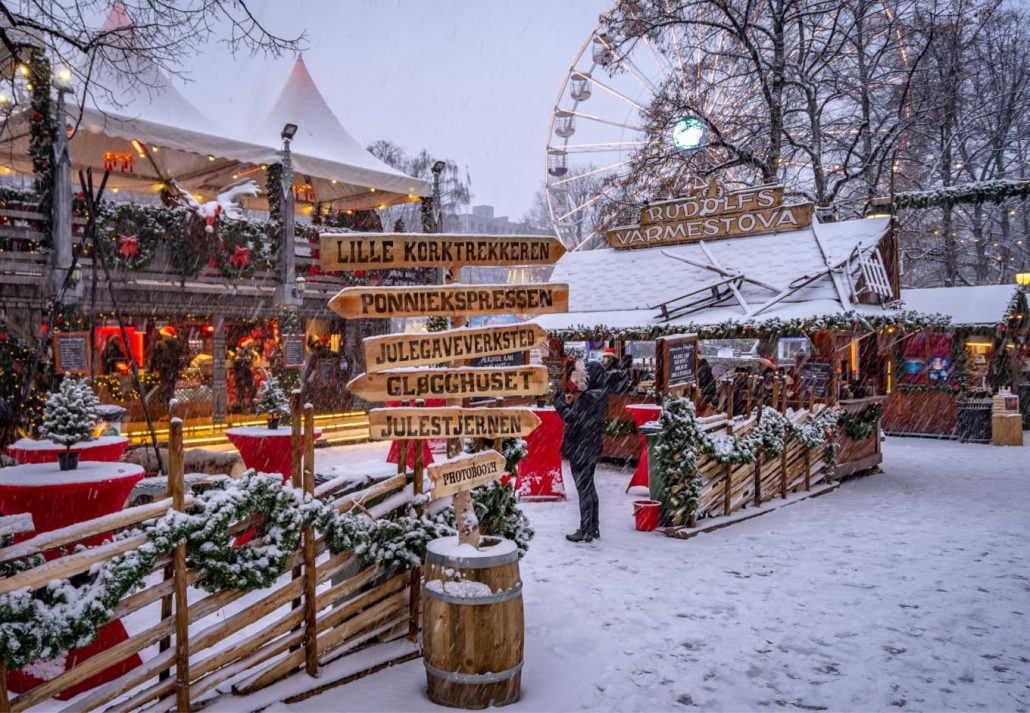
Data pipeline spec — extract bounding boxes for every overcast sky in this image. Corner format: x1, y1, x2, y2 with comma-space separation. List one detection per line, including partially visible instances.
180, 0, 611, 220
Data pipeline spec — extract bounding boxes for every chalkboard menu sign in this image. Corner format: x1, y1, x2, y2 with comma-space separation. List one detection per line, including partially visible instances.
316, 359, 336, 387
378, 267, 432, 286
53, 332, 90, 375
798, 360, 834, 399
656, 334, 698, 393
469, 351, 527, 368
282, 334, 306, 369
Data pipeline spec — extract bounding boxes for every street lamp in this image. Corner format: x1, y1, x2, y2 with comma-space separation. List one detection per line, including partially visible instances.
1016, 272, 1030, 288
431, 160, 446, 234
281, 123, 298, 141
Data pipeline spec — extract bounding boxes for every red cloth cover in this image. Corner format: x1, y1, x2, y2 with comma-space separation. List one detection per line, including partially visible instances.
516, 408, 565, 501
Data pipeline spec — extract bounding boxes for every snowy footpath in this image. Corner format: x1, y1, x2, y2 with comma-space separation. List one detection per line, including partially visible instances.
271, 436, 1030, 712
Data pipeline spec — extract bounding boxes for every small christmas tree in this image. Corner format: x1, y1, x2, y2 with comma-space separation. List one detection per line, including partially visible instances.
256, 371, 290, 426
41, 374, 99, 452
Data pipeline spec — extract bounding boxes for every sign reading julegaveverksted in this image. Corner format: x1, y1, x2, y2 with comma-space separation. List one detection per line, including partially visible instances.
362, 323, 547, 374
428, 450, 507, 499
607, 179, 813, 249
368, 407, 541, 440
329, 284, 569, 319
348, 365, 548, 401
320, 233, 566, 271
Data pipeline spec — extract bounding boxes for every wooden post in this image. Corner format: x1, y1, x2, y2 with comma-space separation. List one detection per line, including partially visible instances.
723, 464, 732, 517
771, 377, 780, 413
211, 315, 227, 424
169, 416, 191, 711
780, 440, 789, 499
158, 399, 179, 679
803, 446, 812, 491
830, 371, 839, 406
302, 405, 319, 677
397, 440, 408, 476
409, 414, 424, 642
291, 391, 303, 618
754, 454, 762, 507
1, 659, 10, 713
780, 378, 788, 413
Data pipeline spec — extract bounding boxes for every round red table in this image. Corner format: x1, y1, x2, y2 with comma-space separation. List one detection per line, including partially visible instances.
625, 404, 662, 493
6, 436, 130, 465
226, 426, 321, 484
516, 407, 565, 501
0, 461, 145, 699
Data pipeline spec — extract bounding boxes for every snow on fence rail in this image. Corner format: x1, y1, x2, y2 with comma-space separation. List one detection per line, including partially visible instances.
0, 408, 420, 712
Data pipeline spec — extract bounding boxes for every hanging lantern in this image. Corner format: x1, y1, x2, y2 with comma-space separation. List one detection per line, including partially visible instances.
293, 184, 314, 202
103, 151, 134, 173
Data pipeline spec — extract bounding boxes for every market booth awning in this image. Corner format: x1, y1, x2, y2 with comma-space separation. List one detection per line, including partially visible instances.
900, 284, 1021, 327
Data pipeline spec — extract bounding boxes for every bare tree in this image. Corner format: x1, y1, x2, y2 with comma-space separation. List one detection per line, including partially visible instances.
367, 140, 471, 232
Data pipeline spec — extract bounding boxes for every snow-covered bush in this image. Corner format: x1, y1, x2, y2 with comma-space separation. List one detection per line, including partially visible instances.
256, 371, 290, 419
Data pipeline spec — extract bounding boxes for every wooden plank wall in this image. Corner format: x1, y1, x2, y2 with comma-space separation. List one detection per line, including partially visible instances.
0, 419, 417, 712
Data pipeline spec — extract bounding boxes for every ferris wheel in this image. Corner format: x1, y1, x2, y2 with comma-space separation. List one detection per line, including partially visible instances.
545, 3, 759, 251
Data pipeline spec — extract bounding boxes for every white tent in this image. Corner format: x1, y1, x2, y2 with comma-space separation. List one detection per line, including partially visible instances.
0, 5, 428, 209
250, 57, 429, 208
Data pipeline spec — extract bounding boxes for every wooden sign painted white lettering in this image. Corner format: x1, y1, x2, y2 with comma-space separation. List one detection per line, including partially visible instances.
362, 323, 548, 374
427, 450, 507, 499
320, 233, 566, 271
348, 365, 548, 401
367, 407, 541, 440
329, 284, 569, 319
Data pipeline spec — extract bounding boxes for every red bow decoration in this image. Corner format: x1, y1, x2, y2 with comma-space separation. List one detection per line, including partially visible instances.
118, 234, 140, 258
229, 245, 250, 268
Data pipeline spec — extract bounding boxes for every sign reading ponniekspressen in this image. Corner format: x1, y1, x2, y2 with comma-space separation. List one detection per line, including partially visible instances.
329, 284, 569, 319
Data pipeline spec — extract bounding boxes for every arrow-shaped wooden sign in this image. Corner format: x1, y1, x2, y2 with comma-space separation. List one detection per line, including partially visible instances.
427, 450, 507, 500
329, 283, 569, 319
367, 407, 541, 440
319, 233, 566, 271
348, 365, 548, 401
362, 323, 548, 374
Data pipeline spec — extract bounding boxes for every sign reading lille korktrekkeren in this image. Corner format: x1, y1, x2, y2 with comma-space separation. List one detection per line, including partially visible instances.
320, 233, 566, 271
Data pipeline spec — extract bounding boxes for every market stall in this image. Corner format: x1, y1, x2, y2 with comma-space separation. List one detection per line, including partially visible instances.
533, 179, 914, 478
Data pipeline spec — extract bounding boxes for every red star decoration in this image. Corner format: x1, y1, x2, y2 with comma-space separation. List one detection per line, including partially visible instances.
228, 245, 250, 268
118, 234, 140, 258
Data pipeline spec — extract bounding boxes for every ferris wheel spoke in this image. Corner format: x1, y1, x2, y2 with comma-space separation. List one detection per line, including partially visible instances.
557, 191, 607, 222
556, 140, 648, 154
548, 158, 635, 187
595, 34, 659, 95
564, 109, 644, 133
580, 74, 653, 115
661, 0, 694, 94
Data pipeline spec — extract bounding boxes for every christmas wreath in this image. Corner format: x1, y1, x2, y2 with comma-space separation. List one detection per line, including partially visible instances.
212, 218, 269, 279
99, 203, 167, 271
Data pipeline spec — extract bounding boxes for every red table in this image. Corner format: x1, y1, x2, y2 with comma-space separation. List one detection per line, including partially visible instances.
226, 427, 321, 484
6, 436, 130, 465
516, 407, 565, 501
383, 399, 444, 470
625, 404, 662, 493
0, 461, 145, 699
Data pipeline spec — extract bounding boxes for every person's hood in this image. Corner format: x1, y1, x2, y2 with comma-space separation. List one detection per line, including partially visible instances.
585, 361, 607, 390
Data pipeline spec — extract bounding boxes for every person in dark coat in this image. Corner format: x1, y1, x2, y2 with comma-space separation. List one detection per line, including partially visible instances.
553, 360, 609, 543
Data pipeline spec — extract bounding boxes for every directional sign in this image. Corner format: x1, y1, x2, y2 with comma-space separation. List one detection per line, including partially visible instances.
427, 450, 507, 499
362, 323, 548, 374
348, 365, 548, 401
367, 407, 541, 440
319, 233, 566, 271
329, 284, 569, 319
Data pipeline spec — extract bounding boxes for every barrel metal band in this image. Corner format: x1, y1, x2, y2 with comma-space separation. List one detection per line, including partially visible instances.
424, 660, 523, 685
424, 581, 523, 606
426, 549, 518, 569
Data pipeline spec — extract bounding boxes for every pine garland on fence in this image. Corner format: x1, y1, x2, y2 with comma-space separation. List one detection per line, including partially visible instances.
654, 397, 842, 526
0, 471, 455, 669
837, 403, 883, 442
892, 179, 1030, 210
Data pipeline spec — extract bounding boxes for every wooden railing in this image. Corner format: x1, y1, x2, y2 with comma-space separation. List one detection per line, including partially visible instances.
0, 406, 420, 711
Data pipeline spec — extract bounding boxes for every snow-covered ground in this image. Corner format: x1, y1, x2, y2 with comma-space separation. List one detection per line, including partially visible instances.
268, 436, 1030, 712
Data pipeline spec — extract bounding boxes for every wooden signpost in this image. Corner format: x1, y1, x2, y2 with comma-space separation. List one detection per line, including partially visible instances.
328, 283, 569, 320
427, 450, 506, 499
319, 233, 565, 271
367, 407, 542, 440
362, 323, 547, 373
348, 365, 548, 401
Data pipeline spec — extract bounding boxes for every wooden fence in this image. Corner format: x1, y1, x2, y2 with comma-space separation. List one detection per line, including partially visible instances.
0, 404, 421, 711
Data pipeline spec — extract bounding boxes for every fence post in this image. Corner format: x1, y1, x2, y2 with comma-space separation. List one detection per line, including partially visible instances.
169, 416, 191, 711
1, 660, 10, 713
302, 405, 319, 677
723, 464, 732, 517
291, 391, 303, 621
409, 411, 424, 642
803, 446, 812, 492
780, 438, 789, 499
771, 377, 780, 412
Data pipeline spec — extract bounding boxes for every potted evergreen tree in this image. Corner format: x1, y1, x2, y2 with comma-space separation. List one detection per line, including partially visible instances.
41, 374, 100, 470
256, 372, 290, 430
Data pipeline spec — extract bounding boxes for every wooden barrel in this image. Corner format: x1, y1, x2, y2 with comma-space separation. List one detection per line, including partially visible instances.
423, 535, 524, 709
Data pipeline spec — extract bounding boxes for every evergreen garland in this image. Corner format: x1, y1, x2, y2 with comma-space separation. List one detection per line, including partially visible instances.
0, 326, 47, 444
654, 397, 842, 526
893, 179, 1030, 210
28, 50, 54, 230
0, 471, 456, 669
837, 403, 883, 441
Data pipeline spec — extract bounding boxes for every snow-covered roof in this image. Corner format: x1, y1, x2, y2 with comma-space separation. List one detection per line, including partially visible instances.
250, 58, 430, 204
535, 215, 893, 332
900, 285, 1019, 327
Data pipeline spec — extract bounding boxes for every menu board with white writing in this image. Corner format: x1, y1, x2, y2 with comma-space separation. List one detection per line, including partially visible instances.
656, 334, 698, 393
799, 360, 834, 399
282, 335, 306, 369
53, 332, 90, 375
